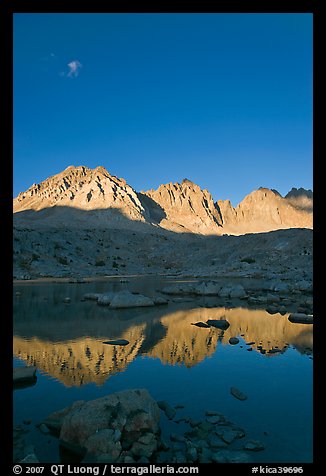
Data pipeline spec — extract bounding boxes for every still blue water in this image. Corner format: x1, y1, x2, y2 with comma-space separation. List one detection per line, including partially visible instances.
13, 279, 313, 463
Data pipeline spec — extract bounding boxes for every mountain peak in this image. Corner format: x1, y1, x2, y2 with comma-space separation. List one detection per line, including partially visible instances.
182, 178, 195, 185
144, 179, 222, 233
284, 187, 313, 213
285, 187, 313, 199
13, 165, 145, 223
13, 165, 313, 235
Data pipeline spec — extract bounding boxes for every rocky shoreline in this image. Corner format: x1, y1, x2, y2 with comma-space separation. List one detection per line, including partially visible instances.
15, 276, 312, 314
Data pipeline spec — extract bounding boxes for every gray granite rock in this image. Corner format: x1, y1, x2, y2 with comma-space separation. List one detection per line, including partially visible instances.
13, 366, 37, 384
109, 291, 155, 309
46, 388, 160, 461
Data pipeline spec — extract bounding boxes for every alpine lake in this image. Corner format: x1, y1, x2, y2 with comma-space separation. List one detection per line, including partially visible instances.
13, 277, 313, 464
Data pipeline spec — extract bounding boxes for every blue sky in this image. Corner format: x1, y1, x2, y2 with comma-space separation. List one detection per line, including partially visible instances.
13, 13, 312, 205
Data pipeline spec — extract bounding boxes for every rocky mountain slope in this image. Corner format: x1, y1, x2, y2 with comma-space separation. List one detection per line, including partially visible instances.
217, 187, 312, 234
13, 166, 313, 281
14, 165, 312, 235
13, 165, 146, 230
143, 179, 223, 234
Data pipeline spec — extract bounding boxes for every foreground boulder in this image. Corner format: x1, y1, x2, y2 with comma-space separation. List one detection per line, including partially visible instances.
44, 389, 160, 462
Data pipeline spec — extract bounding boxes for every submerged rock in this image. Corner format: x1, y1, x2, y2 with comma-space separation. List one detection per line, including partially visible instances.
198, 447, 213, 463
218, 428, 241, 444
243, 440, 265, 451
208, 435, 228, 449
188, 419, 201, 428
38, 423, 50, 434
157, 401, 176, 420
205, 410, 219, 416
170, 433, 186, 443
206, 415, 221, 424
230, 387, 247, 401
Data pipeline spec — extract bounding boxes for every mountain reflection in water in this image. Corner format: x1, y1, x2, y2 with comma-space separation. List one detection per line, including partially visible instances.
13, 301, 313, 387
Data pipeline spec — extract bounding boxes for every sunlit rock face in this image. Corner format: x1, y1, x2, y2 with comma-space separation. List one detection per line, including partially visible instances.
13, 166, 146, 229
13, 166, 312, 235
143, 179, 223, 234
216, 188, 313, 235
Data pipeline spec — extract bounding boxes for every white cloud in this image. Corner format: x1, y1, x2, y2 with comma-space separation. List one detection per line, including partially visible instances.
67, 60, 82, 78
